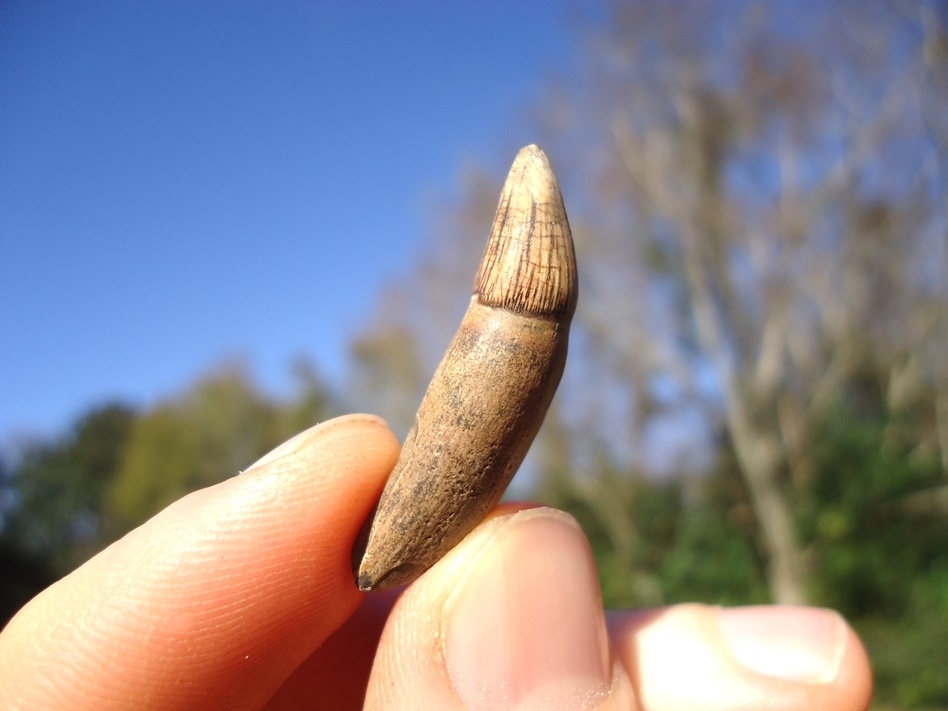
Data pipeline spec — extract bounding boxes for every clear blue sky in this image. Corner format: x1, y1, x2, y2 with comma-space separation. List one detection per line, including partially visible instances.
0, 1, 574, 443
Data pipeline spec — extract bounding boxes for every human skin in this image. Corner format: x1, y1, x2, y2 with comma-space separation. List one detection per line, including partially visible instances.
0, 415, 873, 710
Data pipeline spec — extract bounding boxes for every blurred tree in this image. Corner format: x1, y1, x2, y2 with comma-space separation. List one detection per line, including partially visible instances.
286, 357, 335, 434
536, 0, 948, 604
345, 167, 504, 435
348, 321, 427, 438
1, 361, 337, 623
0, 403, 136, 571
107, 403, 201, 534
107, 363, 334, 535
0, 403, 135, 622
800, 402, 948, 706
0, 540, 56, 626
347, 2, 947, 702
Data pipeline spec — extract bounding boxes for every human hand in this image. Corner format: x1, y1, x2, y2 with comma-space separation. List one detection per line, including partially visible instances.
0, 415, 872, 710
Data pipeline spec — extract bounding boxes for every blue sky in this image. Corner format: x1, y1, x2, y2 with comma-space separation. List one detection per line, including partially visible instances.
0, 1, 574, 442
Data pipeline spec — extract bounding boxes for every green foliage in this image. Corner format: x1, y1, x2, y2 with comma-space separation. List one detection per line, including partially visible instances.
659, 446, 771, 606
538, 452, 770, 609
539, 403, 948, 707
286, 358, 335, 434
0, 403, 136, 622
797, 406, 948, 707
2, 402, 136, 570
106, 365, 335, 536
537, 452, 672, 608
857, 571, 948, 709
349, 325, 427, 437
1, 361, 337, 623
660, 505, 769, 606
107, 404, 201, 533
800, 407, 947, 616
0, 541, 56, 628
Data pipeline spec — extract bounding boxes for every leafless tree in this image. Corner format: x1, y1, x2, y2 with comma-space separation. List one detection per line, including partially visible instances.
349, 0, 947, 604
539, 0, 947, 603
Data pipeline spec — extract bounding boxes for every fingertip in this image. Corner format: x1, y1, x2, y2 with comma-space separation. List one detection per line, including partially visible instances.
0, 414, 401, 710
364, 506, 636, 710
245, 413, 395, 472
609, 604, 874, 711
835, 622, 874, 711
717, 606, 846, 683
441, 509, 613, 710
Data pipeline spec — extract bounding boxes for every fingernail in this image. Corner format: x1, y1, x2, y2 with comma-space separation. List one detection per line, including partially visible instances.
718, 606, 846, 683
244, 414, 388, 472
443, 509, 611, 711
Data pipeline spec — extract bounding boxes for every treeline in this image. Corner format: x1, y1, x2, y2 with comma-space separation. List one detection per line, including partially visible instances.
346, 2, 948, 706
2, 363, 946, 705
0, 363, 335, 611
541, 400, 948, 708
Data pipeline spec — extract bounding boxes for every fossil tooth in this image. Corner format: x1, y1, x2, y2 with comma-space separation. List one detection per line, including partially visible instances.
353, 144, 577, 591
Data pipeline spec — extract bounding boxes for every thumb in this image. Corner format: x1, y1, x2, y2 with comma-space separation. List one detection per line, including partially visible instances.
363, 505, 873, 711
364, 506, 637, 710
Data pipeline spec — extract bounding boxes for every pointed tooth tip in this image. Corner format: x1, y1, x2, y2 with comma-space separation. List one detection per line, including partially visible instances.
514, 143, 546, 162
507, 144, 558, 200
474, 145, 577, 319
516, 143, 546, 159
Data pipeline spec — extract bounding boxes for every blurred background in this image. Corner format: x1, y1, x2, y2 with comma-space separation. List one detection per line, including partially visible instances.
2, 1, 946, 707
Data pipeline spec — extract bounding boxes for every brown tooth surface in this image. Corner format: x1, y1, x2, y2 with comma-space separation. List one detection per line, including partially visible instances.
353, 144, 577, 591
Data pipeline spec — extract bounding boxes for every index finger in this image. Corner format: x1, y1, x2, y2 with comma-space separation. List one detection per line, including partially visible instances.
0, 415, 399, 710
